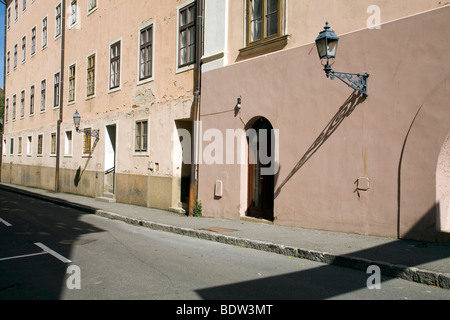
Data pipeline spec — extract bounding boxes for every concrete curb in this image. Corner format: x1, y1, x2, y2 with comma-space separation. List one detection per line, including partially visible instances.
1, 183, 449, 290
96, 210, 450, 290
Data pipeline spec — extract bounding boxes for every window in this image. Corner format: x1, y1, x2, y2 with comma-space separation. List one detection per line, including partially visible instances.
37, 134, 43, 156
88, 0, 97, 14
20, 90, 25, 118
83, 130, 92, 154
31, 27, 36, 55
139, 25, 153, 81
69, 64, 76, 102
70, 0, 77, 26
22, 36, 26, 63
51, 132, 56, 155
23, 0, 26, 12
42, 17, 48, 48
109, 41, 121, 90
27, 136, 32, 156
5, 99, 9, 123
178, 2, 196, 68
7, 8, 10, 29
14, 44, 17, 69
40, 79, 46, 112
247, 0, 282, 45
87, 54, 95, 97
12, 95, 16, 121
135, 120, 148, 153
65, 131, 73, 156
30, 85, 35, 115
56, 4, 62, 38
54, 72, 60, 108
10, 138, 14, 155
7, 51, 10, 74
14, 0, 18, 21
18, 137, 22, 156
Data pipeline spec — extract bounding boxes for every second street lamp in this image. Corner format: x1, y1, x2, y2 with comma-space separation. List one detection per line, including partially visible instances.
73, 110, 99, 139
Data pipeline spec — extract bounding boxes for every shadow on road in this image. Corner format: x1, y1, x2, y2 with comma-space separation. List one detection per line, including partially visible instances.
0, 188, 104, 300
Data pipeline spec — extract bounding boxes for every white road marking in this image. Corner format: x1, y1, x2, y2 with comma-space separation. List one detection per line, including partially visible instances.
34, 243, 72, 263
0, 252, 47, 262
0, 218, 12, 227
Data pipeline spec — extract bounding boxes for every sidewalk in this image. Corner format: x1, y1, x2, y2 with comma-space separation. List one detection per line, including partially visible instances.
1, 182, 449, 290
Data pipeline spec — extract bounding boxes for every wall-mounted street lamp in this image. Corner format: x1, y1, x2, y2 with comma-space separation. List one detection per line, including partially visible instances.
316, 22, 369, 97
73, 110, 99, 139
236, 97, 242, 110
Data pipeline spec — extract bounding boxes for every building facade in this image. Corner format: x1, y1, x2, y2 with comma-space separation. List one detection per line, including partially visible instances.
2, 0, 198, 213
198, 0, 450, 243
2, 0, 450, 244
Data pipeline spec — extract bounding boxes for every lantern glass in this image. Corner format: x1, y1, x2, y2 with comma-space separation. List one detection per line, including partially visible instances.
316, 37, 328, 60
327, 39, 338, 59
73, 110, 81, 130
316, 22, 339, 60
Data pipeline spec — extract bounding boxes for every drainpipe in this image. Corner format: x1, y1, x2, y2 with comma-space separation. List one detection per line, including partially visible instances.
1, 0, 7, 181
55, 0, 66, 192
188, 0, 203, 217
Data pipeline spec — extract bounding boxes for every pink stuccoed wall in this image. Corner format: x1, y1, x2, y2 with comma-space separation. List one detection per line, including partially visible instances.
198, 6, 450, 242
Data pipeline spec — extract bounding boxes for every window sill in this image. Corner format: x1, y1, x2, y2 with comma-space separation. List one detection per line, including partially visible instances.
239, 34, 289, 58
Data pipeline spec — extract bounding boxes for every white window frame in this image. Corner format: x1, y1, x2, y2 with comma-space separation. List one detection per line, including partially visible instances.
42, 16, 48, 49
55, 3, 62, 40
6, 51, 10, 74
64, 130, 73, 157
68, 62, 77, 104
87, 0, 98, 16
40, 78, 46, 113
69, 0, 80, 29
54, 71, 61, 109
20, 89, 25, 119
27, 135, 33, 156
37, 133, 43, 156
108, 38, 122, 93
133, 117, 150, 156
50, 131, 57, 156
18, 136, 22, 156
82, 127, 94, 156
21, 35, 26, 64
29, 84, 35, 116
31, 26, 37, 56
137, 21, 155, 85
10, 138, 14, 156
86, 52, 97, 99
176, 0, 196, 74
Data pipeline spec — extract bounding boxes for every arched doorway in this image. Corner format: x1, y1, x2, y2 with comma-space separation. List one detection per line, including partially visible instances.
247, 117, 275, 221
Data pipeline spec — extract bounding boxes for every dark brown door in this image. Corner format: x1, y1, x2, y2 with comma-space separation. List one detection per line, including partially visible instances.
247, 118, 274, 221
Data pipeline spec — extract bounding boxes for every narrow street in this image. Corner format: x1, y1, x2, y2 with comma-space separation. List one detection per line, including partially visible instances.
1, 189, 450, 302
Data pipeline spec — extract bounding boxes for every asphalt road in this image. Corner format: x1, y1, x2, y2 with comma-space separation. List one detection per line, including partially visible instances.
1, 189, 450, 302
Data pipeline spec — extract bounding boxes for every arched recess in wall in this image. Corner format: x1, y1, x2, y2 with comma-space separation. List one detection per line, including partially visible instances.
437, 132, 450, 233
398, 102, 450, 242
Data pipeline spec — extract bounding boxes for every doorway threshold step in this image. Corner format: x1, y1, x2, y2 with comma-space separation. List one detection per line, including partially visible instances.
96, 192, 116, 203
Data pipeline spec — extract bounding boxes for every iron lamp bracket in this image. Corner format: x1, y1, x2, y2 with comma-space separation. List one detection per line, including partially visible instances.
325, 66, 369, 97
77, 128, 100, 139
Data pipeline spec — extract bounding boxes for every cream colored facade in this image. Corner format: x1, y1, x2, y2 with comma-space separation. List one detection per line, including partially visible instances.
3, 0, 197, 212
198, 1, 450, 242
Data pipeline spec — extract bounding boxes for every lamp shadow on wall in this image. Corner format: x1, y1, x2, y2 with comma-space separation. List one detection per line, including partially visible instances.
74, 138, 100, 187
274, 91, 366, 199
